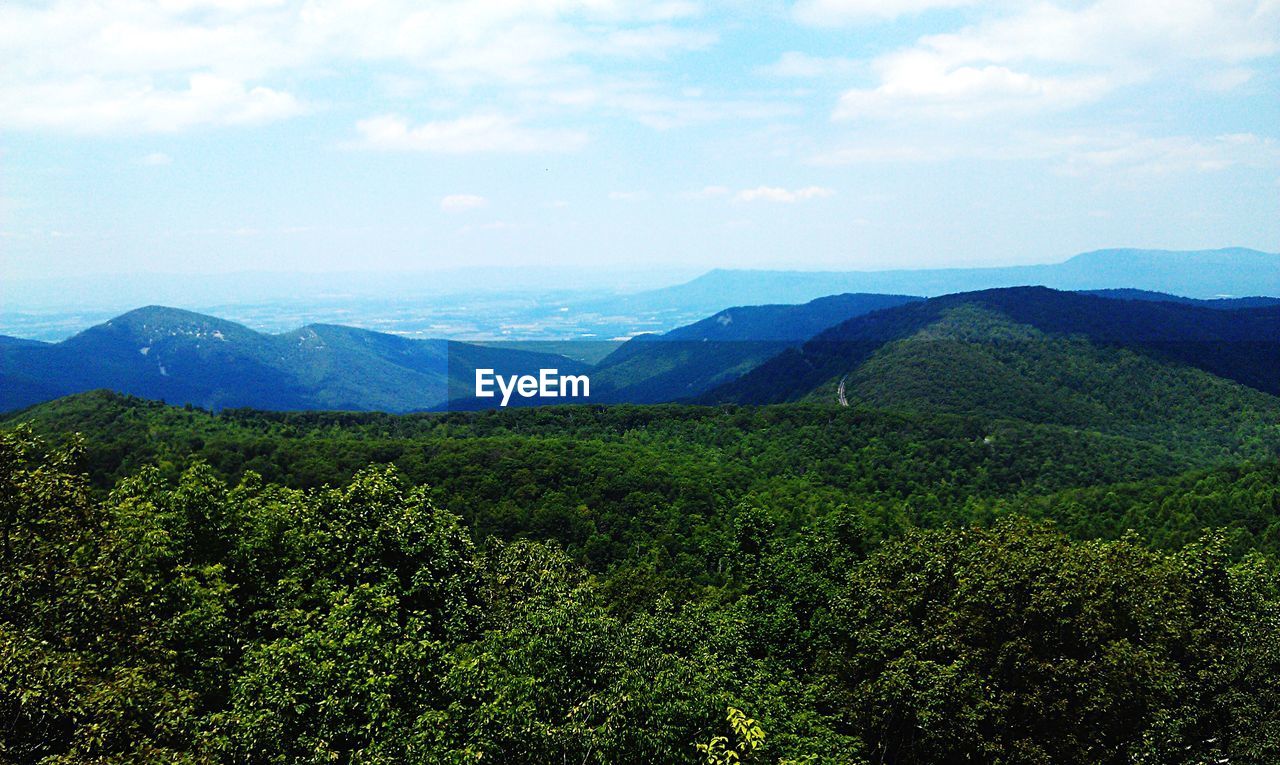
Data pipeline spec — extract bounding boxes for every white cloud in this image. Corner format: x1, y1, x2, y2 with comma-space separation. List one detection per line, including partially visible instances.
735, 186, 835, 202
352, 114, 587, 153
440, 194, 488, 213
925, 0, 1280, 69
141, 152, 173, 166
1056, 132, 1280, 177
0, 74, 303, 133
835, 53, 1113, 120
829, 0, 1280, 121
794, 0, 976, 25
808, 129, 1280, 180
0, 0, 719, 135
608, 191, 648, 201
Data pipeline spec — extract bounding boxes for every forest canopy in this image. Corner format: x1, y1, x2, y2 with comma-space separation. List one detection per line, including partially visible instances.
4, 392, 1280, 763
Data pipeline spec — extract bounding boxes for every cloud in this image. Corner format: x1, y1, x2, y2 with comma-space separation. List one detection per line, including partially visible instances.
440, 194, 488, 213
141, 152, 173, 166
735, 186, 835, 202
835, 54, 1112, 120
608, 191, 648, 201
1055, 132, 1280, 177
352, 114, 587, 153
0, 74, 303, 133
0, 0, 720, 135
829, 0, 1280, 121
808, 129, 1280, 181
930, 0, 1280, 68
794, 0, 976, 25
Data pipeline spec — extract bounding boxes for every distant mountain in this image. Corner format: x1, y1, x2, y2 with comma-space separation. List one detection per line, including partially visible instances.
589, 293, 921, 403
603, 248, 1279, 320
704, 287, 1280, 456
0, 306, 587, 413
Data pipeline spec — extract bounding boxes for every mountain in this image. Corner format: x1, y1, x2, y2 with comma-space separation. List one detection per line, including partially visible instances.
603, 248, 1280, 320
6, 281, 1278, 415
588, 293, 921, 403
657, 293, 923, 342
705, 287, 1280, 457
0, 306, 588, 413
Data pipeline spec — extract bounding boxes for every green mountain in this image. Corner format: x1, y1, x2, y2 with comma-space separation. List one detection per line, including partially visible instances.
706, 287, 1280, 459
589, 293, 920, 403
0, 306, 587, 412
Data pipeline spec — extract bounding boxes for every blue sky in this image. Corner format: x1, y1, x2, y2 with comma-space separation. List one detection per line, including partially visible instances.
2, 0, 1277, 280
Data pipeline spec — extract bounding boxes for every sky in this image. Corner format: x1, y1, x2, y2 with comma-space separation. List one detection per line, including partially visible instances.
2, 0, 1278, 281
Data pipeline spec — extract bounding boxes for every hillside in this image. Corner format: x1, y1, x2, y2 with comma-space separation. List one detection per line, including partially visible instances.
8, 403, 1280, 763
0, 306, 587, 412
0, 389, 1209, 531
589, 292, 920, 403
706, 288, 1280, 459
8, 369, 1280, 763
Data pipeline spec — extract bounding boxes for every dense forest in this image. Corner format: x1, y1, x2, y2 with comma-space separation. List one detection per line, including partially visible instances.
4, 390, 1280, 762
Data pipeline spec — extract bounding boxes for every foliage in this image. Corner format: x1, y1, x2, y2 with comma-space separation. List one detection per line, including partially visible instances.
695, 708, 767, 764
3, 424, 1280, 763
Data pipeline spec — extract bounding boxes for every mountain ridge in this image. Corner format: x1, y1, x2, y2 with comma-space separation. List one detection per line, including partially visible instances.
588, 292, 922, 403
0, 307, 588, 413
702, 287, 1280, 458
601, 248, 1280, 319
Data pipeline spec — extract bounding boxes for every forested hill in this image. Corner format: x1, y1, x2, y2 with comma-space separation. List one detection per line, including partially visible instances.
6, 389, 1278, 560
5, 390, 1280, 761
706, 287, 1280, 450
0, 306, 587, 412
588, 292, 921, 403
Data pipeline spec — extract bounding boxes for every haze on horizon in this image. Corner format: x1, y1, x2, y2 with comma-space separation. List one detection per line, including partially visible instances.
2, 0, 1278, 282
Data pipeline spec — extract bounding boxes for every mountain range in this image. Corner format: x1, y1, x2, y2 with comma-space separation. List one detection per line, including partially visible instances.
598, 248, 1280, 320
3, 276, 1279, 432
0, 306, 587, 413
